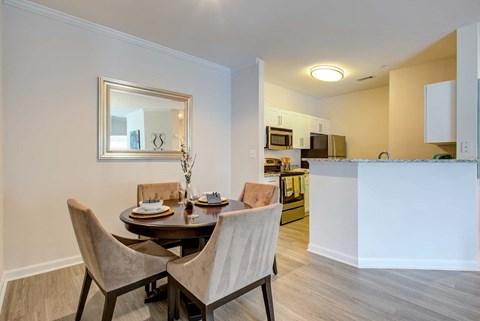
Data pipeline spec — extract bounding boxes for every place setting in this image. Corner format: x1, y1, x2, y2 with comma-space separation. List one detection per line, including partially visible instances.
129, 198, 174, 219
194, 192, 229, 207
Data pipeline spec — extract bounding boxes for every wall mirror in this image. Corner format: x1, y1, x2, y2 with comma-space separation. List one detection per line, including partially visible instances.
98, 77, 191, 159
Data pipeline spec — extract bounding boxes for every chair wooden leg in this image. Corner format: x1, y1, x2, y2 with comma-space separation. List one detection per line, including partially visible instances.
168, 278, 179, 321
202, 305, 214, 321
261, 275, 275, 321
101, 292, 117, 321
75, 269, 92, 321
273, 255, 278, 275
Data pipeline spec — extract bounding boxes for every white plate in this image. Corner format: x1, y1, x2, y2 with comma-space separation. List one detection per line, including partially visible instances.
132, 206, 169, 215
198, 196, 227, 203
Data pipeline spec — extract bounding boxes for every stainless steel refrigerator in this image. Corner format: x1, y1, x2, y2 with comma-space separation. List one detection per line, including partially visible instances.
301, 134, 346, 168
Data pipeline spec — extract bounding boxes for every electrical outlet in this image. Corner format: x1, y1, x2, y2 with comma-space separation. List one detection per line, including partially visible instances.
461, 141, 471, 153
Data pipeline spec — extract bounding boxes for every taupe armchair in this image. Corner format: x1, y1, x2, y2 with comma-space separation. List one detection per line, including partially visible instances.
137, 182, 182, 249
238, 182, 279, 208
67, 198, 178, 321
137, 182, 180, 204
238, 182, 280, 274
167, 203, 283, 321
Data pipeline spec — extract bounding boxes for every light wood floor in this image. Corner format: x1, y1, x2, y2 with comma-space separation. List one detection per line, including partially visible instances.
2, 217, 480, 321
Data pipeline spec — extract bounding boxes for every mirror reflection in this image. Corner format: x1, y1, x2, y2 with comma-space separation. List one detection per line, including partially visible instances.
98, 77, 191, 159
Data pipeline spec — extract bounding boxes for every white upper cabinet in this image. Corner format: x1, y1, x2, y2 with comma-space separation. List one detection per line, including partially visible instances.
424, 80, 456, 144
291, 113, 310, 149
265, 108, 292, 129
309, 117, 330, 134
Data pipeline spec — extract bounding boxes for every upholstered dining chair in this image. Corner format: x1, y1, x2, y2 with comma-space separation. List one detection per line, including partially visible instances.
67, 198, 178, 321
238, 182, 280, 274
238, 182, 279, 208
167, 203, 283, 321
137, 182, 180, 204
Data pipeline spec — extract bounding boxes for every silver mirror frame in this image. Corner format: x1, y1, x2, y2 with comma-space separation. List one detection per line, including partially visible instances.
98, 77, 192, 160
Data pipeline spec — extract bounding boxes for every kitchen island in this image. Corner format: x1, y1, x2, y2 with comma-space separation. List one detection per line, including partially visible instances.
306, 158, 479, 271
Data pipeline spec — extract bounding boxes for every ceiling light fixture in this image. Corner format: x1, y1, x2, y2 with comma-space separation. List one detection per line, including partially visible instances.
310, 65, 344, 82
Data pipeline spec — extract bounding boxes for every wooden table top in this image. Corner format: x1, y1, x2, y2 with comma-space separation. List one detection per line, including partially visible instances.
119, 199, 251, 239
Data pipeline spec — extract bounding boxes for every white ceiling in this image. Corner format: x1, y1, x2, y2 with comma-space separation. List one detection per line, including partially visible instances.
26, 0, 480, 98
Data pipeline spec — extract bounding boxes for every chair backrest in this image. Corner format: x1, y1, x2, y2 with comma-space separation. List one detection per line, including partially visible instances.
137, 182, 180, 205
67, 198, 164, 292
238, 182, 279, 208
184, 203, 282, 304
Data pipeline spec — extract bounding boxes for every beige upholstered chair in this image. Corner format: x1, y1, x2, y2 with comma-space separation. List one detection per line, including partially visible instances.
137, 182, 183, 251
67, 198, 178, 321
238, 182, 280, 274
137, 182, 180, 204
238, 182, 279, 208
167, 203, 283, 321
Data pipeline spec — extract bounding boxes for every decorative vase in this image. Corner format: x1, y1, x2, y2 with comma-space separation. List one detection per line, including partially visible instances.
185, 181, 194, 210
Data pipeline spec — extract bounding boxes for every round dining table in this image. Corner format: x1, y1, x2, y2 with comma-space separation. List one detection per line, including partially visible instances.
120, 198, 251, 318
120, 199, 251, 255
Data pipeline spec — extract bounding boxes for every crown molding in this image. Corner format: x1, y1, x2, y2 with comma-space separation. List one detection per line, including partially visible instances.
3, 0, 231, 74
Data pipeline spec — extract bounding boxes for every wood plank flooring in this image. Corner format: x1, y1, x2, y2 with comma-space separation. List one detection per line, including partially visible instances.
2, 217, 480, 320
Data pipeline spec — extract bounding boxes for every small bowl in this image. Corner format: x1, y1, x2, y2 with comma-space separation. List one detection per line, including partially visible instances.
139, 200, 163, 211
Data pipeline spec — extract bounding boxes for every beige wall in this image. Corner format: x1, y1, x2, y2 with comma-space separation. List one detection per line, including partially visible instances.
317, 87, 389, 159
389, 57, 457, 159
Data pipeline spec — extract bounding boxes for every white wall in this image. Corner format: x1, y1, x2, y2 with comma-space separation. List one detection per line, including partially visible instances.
3, 5, 231, 270
317, 87, 389, 159
457, 23, 479, 159
264, 82, 318, 115
0, 0, 5, 285
231, 60, 264, 198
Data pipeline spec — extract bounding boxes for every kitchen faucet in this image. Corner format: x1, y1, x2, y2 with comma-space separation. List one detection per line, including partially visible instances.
378, 151, 391, 160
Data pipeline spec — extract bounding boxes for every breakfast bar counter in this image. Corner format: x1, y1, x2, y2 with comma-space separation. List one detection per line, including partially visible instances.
305, 158, 479, 271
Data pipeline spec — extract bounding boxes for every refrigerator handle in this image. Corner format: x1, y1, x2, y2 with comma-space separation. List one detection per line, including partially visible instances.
332, 136, 337, 158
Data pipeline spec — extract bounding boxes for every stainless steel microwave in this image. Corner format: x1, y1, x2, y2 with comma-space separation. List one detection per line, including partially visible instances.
266, 126, 293, 150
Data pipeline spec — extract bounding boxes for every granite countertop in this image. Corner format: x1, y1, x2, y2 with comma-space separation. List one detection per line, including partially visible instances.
303, 158, 479, 163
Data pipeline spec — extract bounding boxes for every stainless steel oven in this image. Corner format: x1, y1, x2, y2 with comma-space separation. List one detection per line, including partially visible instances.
266, 127, 293, 150
264, 158, 305, 225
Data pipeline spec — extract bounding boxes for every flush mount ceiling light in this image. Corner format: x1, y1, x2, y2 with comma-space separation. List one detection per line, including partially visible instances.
310, 65, 344, 82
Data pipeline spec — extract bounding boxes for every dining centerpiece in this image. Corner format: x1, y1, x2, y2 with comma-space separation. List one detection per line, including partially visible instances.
180, 143, 197, 210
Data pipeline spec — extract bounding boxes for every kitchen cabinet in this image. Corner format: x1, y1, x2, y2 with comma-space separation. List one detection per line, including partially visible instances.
265, 108, 292, 129
291, 113, 310, 149
309, 117, 330, 134
424, 80, 456, 144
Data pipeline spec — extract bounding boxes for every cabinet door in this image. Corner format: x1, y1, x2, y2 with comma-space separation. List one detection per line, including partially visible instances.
278, 110, 292, 129
309, 117, 330, 134
320, 118, 330, 134
265, 108, 281, 127
291, 113, 309, 149
424, 80, 456, 144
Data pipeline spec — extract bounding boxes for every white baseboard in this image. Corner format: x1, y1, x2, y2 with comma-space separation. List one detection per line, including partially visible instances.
307, 244, 479, 271
4, 255, 83, 282
358, 258, 480, 271
0, 256, 82, 315
308, 244, 358, 267
0, 273, 6, 316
